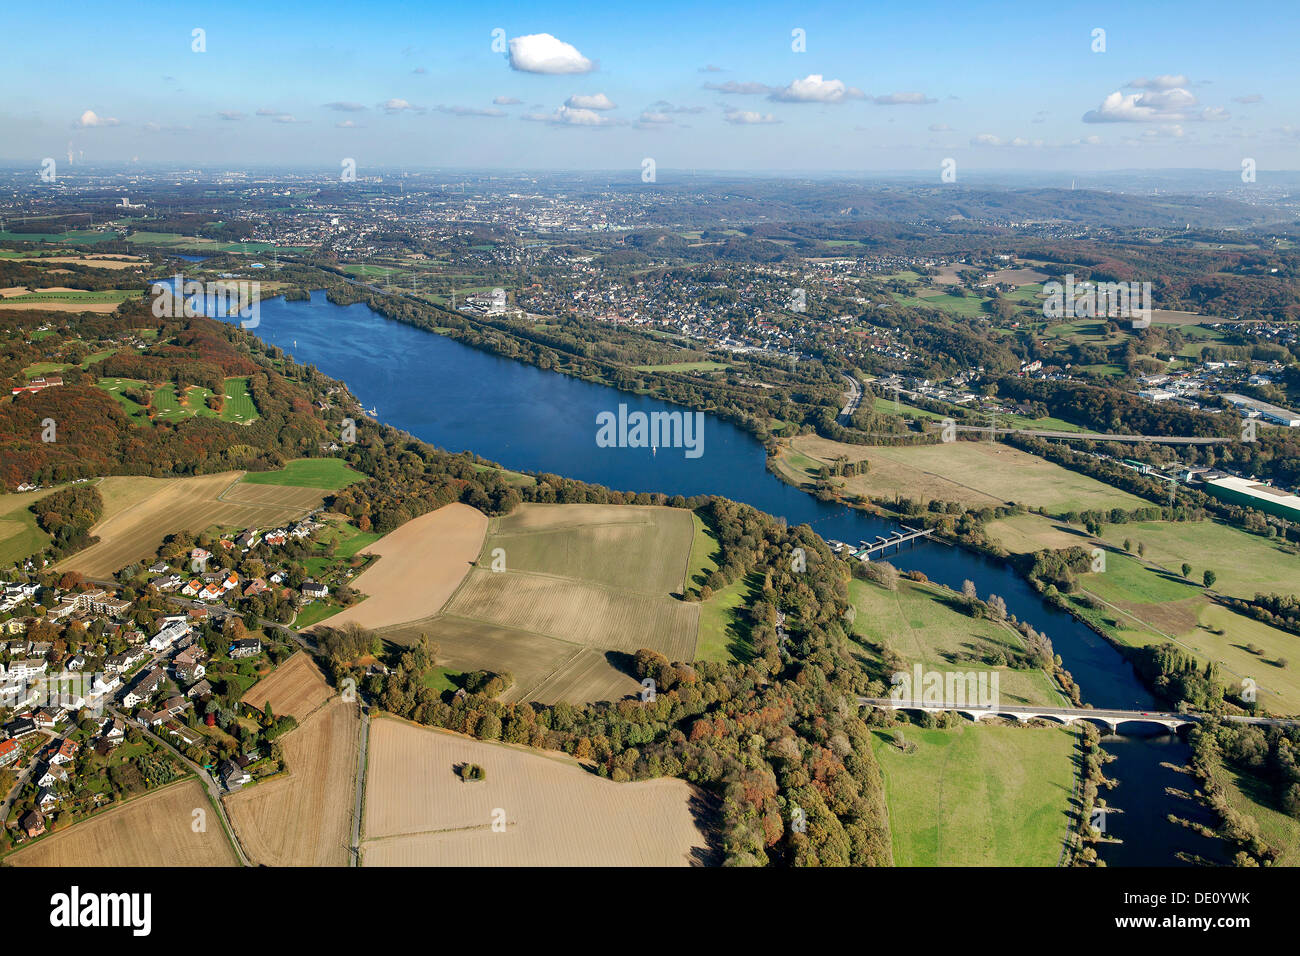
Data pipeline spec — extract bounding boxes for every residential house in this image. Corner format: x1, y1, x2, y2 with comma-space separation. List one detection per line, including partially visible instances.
123, 666, 166, 707
4, 717, 37, 738
50, 737, 78, 765
35, 787, 59, 811
301, 580, 328, 600
186, 678, 213, 699
219, 758, 251, 790
229, 638, 261, 659
19, 810, 45, 838
149, 621, 189, 653
0, 738, 20, 768
173, 646, 206, 683
19, 811, 44, 842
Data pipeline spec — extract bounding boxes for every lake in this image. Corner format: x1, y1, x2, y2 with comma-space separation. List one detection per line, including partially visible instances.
224, 290, 1228, 866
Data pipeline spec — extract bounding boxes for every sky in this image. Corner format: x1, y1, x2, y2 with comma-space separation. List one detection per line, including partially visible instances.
2, 0, 1296, 175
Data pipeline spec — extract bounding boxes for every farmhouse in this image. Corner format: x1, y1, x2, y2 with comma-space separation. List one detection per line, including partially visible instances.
11, 375, 63, 395
219, 758, 251, 790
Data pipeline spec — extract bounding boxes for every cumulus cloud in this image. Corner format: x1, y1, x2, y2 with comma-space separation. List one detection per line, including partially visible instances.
724, 109, 780, 125
769, 74, 863, 103
75, 109, 119, 128
704, 80, 772, 95
434, 105, 506, 117
522, 105, 620, 127
638, 111, 674, 126
1082, 86, 1206, 123
324, 101, 367, 112
217, 110, 245, 121
335, 119, 361, 129
869, 92, 936, 105
508, 33, 594, 74
649, 100, 705, 115
493, 96, 522, 105
565, 92, 616, 111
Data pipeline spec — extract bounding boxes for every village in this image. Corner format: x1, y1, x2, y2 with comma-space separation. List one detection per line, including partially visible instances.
0, 509, 369, 854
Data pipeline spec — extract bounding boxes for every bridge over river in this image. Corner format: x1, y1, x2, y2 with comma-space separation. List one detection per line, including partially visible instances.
858, 697, 1299, 733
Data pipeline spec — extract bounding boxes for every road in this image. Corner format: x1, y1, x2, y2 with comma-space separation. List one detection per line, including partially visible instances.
859, 697, 1300, 727
350, 704, 370, 867
108, 705, 252, 866
0, 728, 58, 822
837, 374, 863, 426
937, 423, 1233, 445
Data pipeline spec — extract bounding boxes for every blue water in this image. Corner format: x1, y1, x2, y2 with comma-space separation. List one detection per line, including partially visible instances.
222, 291, 1227, 865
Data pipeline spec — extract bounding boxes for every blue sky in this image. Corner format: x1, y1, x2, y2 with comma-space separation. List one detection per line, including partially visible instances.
2, 0, 1295, 173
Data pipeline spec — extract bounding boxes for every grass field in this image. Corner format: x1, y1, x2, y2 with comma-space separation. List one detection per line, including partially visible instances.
849, 577, 1065, 707
1097, 518, 1300, 604
1224, 766, 1300, 865
872, 723, 1076, 866
1077, 557, 1300, 714
55, 471, 326, 577
225, 698, 359, 866
781, 435, 1145, 513
219, 376, 258, 423
317, 503, 488, 632
0, 484, 62, 565
5, 778, 239, 866
360, 718, 712, 866
241, 457, 364, 490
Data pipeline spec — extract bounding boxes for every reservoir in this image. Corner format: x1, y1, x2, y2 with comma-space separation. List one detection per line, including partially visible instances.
225, 290, 1229, 866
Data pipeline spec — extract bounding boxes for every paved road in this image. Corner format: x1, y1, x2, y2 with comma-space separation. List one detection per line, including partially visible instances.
939, 423, 1233, 445
0, 729, 58, 822
838, 374, 863, 426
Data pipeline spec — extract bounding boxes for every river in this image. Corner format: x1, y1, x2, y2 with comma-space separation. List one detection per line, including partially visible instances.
220, 290, 1228, 866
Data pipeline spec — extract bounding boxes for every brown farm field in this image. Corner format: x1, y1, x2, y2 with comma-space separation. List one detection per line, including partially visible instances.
482, 503, 694, 595
224, 698, 360, 867
443, 568, 699, 659
55, 472, 324, 577
375, 502, 700, 704
240, 651, 335, 719
314, 502, 488, 632
781, 434, 1146, 513
360, 718, 713, 866
5, 779, 238, 866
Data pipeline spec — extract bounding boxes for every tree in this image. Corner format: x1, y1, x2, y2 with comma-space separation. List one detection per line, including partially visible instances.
1203, 570, 1217, 589
1181, 563, 1192, 578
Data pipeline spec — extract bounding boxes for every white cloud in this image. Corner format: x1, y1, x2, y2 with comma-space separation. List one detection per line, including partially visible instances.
435, 105, 506, 117
769, 74, 863, 103
928, 123, 952, 131
869, 92, 936, 106
1082, 87, 1203, 123
508, 33, 594, 74
522, 105, 620, 127
704, 80, 772, 95
217, 110, 245, 121
335, 119, 361, 129
493, 96, 522, 105
324, 101, 367, 112
969, 134, 1043, 147
1127, 75, 1190, 90
75, 109, 119, 128
724, 109, 780, 125
565, 92, 616, 111
380, 98, 423, 114
638, 111, 673, 126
